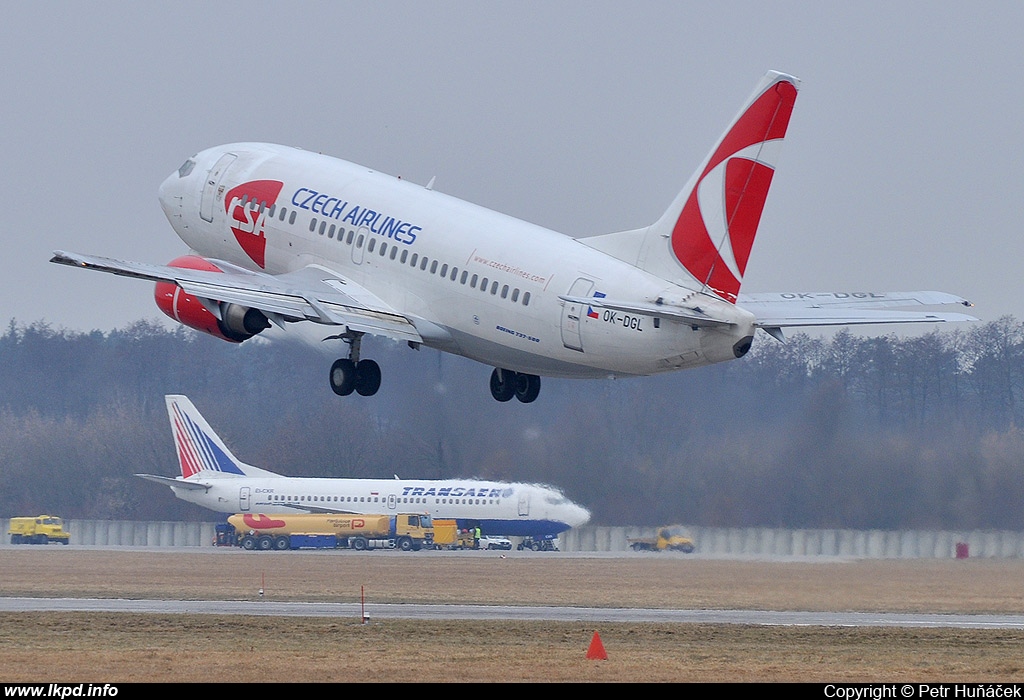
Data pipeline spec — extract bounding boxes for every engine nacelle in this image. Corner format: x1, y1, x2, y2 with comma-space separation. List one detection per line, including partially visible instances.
154, 256, 270, 343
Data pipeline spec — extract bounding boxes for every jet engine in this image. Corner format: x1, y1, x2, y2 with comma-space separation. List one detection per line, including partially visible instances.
154, 256, 270, 343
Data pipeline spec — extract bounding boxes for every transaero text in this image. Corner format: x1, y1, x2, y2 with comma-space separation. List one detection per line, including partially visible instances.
401, 486, 515, 498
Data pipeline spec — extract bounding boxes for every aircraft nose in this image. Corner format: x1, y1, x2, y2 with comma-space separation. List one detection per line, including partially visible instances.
159, 156, 196, 222
567, 503, 591, 528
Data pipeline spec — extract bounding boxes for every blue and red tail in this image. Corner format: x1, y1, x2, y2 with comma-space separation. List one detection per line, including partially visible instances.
165, 395, 250, 478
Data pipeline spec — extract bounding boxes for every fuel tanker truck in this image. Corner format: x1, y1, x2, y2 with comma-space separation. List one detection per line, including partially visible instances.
222, 512, 433, 551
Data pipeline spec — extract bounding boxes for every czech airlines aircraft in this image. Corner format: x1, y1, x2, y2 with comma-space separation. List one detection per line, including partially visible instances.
137, 395, 591, 537
52, 71, 974, 403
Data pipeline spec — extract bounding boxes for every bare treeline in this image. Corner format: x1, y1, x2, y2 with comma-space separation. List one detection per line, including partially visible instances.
1, 317, 1023, 529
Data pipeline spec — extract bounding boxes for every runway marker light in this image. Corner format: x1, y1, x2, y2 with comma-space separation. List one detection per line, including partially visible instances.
586, 631, 607, 660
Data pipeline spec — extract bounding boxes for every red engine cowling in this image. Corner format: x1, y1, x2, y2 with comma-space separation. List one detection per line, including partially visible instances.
154, 256, 270, 343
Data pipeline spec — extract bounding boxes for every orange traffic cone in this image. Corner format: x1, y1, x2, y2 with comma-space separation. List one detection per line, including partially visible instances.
586, 631, 608, 660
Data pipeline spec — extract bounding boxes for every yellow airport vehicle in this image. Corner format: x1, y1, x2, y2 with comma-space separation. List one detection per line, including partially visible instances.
628, 526, 695, 553
221, 512, 433, 551
432, 519, 479, 549
8, 515, 70, 545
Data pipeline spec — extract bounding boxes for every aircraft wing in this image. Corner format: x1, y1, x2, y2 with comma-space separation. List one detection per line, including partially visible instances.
737, 291, 977, 336
50, 251, 423, 344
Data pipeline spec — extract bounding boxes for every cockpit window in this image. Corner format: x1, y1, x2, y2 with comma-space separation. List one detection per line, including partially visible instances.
177, 158, 196, 178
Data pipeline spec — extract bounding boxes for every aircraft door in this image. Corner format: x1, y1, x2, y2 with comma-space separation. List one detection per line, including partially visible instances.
560, 278, 593, 352
351, 226, 369, 264
200, 153, 237, 223
387, 493, 397, 510
239, 486, 251, 512
518, 492, 530, 517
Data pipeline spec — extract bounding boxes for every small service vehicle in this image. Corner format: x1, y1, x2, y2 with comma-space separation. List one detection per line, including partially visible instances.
517, 535, 559, 551
8, 515, 70, 545
478, 535, 512, 550
627, 526, 695, 553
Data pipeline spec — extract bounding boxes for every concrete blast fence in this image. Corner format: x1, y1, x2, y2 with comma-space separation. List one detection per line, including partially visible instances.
4, 520, 1024, 558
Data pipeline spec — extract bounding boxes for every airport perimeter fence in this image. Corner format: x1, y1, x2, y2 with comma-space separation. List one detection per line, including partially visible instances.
5, 519, 1024, 558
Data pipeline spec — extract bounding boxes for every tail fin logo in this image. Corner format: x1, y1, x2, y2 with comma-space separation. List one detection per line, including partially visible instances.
170, 402, 246, 478
225, 180, 284, 269
671, 77, 798, 303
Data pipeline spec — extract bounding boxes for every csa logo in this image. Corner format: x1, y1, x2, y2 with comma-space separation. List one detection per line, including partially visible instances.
224, 180, 284, 269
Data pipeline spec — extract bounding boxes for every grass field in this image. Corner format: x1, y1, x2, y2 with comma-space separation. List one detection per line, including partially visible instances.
2, 548, 1024, 682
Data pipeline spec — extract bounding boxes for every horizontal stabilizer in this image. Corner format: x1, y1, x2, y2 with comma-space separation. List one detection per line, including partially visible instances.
739, 290, 974, 310
135, 474, 211, 491
740, 290, 977, 335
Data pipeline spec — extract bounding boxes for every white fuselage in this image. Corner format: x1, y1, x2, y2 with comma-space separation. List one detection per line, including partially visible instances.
170, 475, 590, 538
159, 143, 755, 378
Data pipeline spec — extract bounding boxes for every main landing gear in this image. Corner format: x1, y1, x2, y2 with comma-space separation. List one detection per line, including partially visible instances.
328, 331, 381, 397
490, 368, 541, 403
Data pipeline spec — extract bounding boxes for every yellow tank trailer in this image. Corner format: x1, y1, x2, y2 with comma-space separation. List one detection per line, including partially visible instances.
224, 512, 433, 551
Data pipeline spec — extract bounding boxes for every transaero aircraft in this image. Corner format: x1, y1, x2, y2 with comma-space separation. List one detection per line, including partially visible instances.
136, 395, 591, 538
52, 71, 974, 403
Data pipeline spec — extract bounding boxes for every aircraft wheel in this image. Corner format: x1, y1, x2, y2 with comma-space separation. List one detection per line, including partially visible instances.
489, 368, 515, 402
514, 373, 541, 403
355, 359, 382, 396
330, 359, 357, 396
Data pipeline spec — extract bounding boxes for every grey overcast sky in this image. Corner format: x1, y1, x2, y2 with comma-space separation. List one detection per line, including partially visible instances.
3, 1, 1021, 333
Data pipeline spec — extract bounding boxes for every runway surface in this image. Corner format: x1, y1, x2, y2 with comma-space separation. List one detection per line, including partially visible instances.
3, 596, 1024, 629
